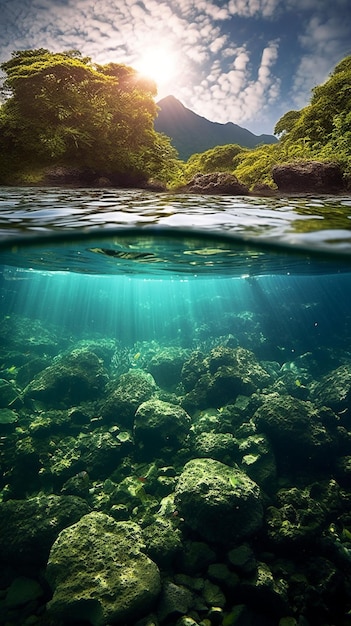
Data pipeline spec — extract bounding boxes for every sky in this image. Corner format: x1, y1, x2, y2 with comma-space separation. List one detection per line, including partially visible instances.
0, 0, 350, 135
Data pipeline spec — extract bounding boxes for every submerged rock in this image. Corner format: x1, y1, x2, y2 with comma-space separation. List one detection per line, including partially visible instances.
174, 458, 263, 544
0, 494, 89, 565
101, 369, 157, 426
311, 364, 351, 414
46, 512, 161, 626
24, 348, 108, 408
134, 398, 191, 456
0, 378, 22, 409
253, 393, 337, 464
266, 480, 341, 549
181, 346, 271, 411
148, 347, 189, 388
143, 517, 183, 568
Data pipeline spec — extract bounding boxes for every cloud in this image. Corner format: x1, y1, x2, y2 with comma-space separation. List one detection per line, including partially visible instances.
0, 0, 350, 135
292, 12, 350, 108
183, 39, 280, 129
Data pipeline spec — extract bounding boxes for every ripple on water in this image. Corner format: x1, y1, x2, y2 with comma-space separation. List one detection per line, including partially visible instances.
0, 187, 351, 254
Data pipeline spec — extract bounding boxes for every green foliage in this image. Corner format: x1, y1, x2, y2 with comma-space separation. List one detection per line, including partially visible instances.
273, 54, 351, 178
274, 110, 302, 137
233, 144, 279, 188
234, 54, 351, 189
0, 48, 179, 185
184, 144, 247, 180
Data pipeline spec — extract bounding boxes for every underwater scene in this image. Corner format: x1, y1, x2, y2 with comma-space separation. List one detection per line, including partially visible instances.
1, 227, 351, 626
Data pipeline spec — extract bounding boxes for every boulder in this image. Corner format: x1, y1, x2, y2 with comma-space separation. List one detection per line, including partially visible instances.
0, 494, 89, 565
101, 369, 156, 425
311, 364, 351, 414
24, 348, 108, 407
46, 512, 161, 626
207, 345, 270, 406
265, 484, 335, 546
180, 172, 249, 195
192, 432, 240, 464
174, 458, 263, 544
272, 161, 344, 193
181, 346, 271, 411
134, 398, 191, 455
148, 347, 188, 388
143, 518, 183, 568
253, 393, 337, 464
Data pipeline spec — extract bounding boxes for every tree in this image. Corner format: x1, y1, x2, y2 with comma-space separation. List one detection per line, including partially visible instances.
0, 48, 175, 184
184, 144, 247, 180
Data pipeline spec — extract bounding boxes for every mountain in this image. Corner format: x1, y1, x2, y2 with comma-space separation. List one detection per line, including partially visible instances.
154, 95, 277, 161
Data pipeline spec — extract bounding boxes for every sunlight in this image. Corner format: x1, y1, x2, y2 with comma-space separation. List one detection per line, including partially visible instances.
135, 45, 178, 90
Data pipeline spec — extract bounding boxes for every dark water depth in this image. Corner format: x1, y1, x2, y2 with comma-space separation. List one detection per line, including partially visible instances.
1, 189, 351, 626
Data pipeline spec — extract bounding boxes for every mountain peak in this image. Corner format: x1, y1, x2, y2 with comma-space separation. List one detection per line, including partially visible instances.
154, 95, 277, 161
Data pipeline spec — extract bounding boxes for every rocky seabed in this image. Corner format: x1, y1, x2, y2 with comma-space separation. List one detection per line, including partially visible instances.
0, 315, 351, 626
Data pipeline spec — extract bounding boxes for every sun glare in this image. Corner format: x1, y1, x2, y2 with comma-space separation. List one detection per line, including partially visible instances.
135, 46, 178, 89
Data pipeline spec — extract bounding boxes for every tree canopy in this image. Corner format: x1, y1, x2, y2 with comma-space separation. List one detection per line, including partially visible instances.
0, 48, 177, 185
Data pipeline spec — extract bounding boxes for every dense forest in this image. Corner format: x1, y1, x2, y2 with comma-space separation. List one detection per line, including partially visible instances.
0, 49, 350, 190
0, 49, 179, 186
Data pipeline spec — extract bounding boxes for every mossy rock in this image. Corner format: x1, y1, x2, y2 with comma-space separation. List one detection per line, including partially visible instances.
0, 494, 89, 565
174, 458, 263, 544
46, 512, 161, 626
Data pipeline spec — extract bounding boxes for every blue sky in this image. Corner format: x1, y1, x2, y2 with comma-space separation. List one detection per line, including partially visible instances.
0, 0, 350, 135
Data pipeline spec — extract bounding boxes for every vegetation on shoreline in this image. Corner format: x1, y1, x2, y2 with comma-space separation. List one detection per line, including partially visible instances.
0, 49, 350, 190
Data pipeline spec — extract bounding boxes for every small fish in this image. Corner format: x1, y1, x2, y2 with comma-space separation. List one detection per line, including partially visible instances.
133, 352, 141, 360
137, 476, 147, 483
7, 366, 17, 374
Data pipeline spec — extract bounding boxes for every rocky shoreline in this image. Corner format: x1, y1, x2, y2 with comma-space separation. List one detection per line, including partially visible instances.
1, 160, 349, 197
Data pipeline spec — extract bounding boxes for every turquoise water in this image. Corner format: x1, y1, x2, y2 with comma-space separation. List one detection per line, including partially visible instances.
1, 189, 351, 626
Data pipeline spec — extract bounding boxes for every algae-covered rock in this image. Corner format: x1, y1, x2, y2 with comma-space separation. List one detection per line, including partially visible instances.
143, 517, 183, 568
311, 364, 351, 413
0, 494, 89, 565
253, 393, 336, 463
101, 369, 157, 426
174, 458, 263, 544
157, 581, 193, 623
134, 398, 191, 455
266, 480, 341, 547
192, 432, 239, 464
47, 430, 125, 481
46, 512, 161, 626
181, 347, 270, 410
148, 347, 189, 388
238, 434, 277, 491
24, 348, 108, 407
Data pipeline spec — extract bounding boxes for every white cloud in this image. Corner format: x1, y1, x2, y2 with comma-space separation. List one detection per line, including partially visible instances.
0, 0, 350, 135
291, 13, 350, 108
227, 0, 279, 18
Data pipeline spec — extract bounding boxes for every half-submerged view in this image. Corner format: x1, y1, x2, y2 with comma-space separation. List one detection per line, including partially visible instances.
1, 229, 351, 626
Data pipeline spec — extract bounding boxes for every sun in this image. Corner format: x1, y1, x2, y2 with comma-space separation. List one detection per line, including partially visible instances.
135, 46, 178, 90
